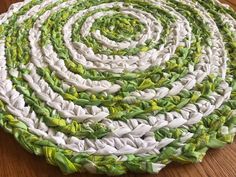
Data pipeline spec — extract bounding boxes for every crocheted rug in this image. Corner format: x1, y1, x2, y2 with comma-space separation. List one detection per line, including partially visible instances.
0, 0, 236, 175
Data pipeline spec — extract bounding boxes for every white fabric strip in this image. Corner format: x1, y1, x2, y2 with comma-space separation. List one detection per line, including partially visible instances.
0, 38, 177, 155
0, 1, 181, 155
23, 63, 109, 122
79, 7, 162, 49
125, 0, 228, 101
65, 2, 190, 73
221, 13, 236, 39
0, 0, 32, 25
0, 0, 234, 158
24, 0, 231, 132
28, 0, 121, 94
17, 0, 58, 23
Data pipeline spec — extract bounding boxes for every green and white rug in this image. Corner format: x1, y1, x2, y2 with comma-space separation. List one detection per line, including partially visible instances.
0, 0, 236, 175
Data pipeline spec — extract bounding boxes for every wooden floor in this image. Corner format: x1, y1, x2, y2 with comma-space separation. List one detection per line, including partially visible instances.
0, 0, 236, 177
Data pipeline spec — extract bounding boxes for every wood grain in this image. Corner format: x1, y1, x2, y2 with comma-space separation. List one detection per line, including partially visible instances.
0, 0, 236, 177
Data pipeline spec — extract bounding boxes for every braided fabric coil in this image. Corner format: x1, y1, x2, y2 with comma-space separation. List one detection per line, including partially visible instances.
0, 0, 236, 175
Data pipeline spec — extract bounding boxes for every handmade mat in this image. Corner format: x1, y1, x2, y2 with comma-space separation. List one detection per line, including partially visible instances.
0, 0, 236, 175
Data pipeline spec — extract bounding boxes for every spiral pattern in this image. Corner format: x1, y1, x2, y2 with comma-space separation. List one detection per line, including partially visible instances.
0, 0, 236, 175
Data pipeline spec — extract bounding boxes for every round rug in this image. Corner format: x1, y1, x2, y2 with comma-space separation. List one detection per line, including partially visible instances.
0, 0, 236, 175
